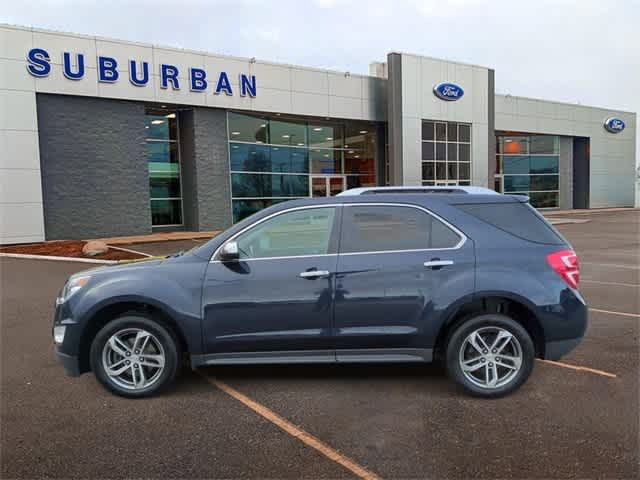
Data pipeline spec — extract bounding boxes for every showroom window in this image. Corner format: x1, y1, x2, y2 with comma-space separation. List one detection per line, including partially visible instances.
495, 135, 560, 208
145, 109, 183, 227
421, 121, 471, 186
228, 112, 378, 222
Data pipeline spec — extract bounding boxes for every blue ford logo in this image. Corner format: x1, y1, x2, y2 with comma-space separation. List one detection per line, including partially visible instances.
433, 82, 464, 101
604, 117, 625, 133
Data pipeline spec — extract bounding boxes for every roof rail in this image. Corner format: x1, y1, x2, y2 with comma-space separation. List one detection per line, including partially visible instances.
336, 186, 500, 196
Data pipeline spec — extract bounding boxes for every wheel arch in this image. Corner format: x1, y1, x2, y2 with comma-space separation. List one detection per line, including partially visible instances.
78, 298, 189, 374
434, 292, 546, 361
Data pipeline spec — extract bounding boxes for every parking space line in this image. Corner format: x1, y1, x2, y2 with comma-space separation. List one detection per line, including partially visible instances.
589, 308, 640, 318
537, 359, 617, 378
582, 279, 639, 288
581, 262, 640, 270
200, 374, 382, 480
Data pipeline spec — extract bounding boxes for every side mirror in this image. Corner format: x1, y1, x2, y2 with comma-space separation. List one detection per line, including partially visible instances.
219, 240, 240, 261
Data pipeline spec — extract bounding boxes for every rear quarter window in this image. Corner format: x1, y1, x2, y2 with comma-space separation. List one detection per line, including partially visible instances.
455, 202, 565, 245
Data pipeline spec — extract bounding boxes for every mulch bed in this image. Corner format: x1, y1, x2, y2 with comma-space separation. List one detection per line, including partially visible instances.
0, 240, 146, 261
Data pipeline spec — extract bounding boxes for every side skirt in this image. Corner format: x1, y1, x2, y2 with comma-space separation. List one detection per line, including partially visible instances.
191, 348, 433, 369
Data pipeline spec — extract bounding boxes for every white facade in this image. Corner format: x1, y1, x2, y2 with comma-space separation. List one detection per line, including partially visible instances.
0, 24, 636, 244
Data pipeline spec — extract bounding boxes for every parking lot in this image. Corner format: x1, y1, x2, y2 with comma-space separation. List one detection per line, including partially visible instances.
1, 210, 638, 479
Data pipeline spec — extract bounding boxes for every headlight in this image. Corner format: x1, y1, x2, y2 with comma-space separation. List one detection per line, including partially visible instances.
60, 275, 91, 302
53, 325, 66, 344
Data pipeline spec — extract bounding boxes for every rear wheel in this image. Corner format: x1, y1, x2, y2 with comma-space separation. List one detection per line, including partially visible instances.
90, 316, 180, 398
446, 314, 534, 398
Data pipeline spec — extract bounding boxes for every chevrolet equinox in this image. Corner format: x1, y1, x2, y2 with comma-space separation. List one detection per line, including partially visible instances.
53, 193, 587, 398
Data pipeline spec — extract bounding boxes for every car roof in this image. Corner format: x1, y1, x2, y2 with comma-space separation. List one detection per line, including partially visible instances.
337, 186, 500, 196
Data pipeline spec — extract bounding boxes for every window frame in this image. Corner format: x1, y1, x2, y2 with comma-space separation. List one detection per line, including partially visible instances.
338, 203, 466, 255
213, 205, 341, 262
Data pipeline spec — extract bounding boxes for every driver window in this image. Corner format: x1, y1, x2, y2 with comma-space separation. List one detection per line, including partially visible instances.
235, 207, 336, 259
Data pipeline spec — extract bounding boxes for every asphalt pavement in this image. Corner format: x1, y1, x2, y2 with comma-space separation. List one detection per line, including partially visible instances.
1, 210, 638, 479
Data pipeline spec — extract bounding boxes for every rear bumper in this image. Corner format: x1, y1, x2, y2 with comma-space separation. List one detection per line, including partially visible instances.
55, 347, 81, 377
544, 337, 582, 360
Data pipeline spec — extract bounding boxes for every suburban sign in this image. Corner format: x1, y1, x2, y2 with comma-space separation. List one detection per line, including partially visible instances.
433, 82, 464, 101
603, 117, 625, 134
25, 47, 257, 97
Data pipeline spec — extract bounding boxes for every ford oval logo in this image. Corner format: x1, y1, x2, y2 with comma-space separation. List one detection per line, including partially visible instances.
433, 82, 464, 101
604, 117, 625, 133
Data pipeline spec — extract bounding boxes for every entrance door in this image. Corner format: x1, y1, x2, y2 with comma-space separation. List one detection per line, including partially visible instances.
310, 175, 346, 197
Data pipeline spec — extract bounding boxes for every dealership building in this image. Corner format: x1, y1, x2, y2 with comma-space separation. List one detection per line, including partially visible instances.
1, 24, 637, 244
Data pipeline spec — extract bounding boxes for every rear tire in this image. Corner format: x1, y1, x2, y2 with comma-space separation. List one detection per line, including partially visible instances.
446, 314, 534, 398
90, 315, 180, 398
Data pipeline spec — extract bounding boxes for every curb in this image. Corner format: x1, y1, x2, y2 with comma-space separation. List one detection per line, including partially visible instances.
0, 253, 117, 264
106, 245, 153, 257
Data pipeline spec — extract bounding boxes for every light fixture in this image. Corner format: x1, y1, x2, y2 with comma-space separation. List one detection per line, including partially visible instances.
313, 127, 323, 131
231, 131, 240, 135
232, 145, 238, 149
255, 141, 263, 143
282, 134, 290, 138
161, 105, 167, 108
355, 155, 360, 158
505, 139, 513, 143
274, 147, 279, 151
151, 120, 164, 125
165, 113, 176, 119
326, 137, 333, 141
297, 142, 304, 146
144, 126, 149, 129
359, 130, 368, 134
344, 145, 349, 148
348, 150, 354, 154
260, 123, 267, 127
323, 154, 329, 158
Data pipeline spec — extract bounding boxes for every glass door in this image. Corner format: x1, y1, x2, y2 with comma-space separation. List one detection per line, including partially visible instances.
310, 175, 346, 197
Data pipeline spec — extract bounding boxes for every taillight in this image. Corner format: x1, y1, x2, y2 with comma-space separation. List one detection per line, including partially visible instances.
546, 249, 579, 289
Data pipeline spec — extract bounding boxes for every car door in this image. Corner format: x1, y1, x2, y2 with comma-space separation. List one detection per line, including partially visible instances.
333, 203, 474, 362
201, 205, 340, 362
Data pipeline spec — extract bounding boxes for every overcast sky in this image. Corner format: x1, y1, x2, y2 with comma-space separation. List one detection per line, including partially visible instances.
3, 0, 639, 160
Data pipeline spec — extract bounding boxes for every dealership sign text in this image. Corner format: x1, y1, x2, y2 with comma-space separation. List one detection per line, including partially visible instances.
26, 48, 257, 97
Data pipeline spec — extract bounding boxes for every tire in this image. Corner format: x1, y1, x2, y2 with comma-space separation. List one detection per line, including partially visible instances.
445, 313, 535, 398
90, 315, 180, 398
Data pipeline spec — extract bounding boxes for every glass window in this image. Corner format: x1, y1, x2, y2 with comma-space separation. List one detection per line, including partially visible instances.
344, 151, 374, 174
231, 173, 309, 198
271, 146, 309, 173
530, 156, 559, 174
447, 163, 458, 181
232, 199, 289, 223
458, 124, 471, 143
270, 120, 307, 146
436, 162, 446, 180
340, 205, 461, 253
504, 175, 530, 192
456, 202, 564, 244
145, 114, 177, 140
229, 143, 271, 172
459, 144, 470, 161
146, 109, 182, 227
502, 156, 530, 175
346, 174, 376, 189
228, 112, 269, 143
499, 136, 528, 154
435, 123, 447, 141
530, 136, 558, 154
236, 207, 336, 259
529, 192, 559, 208
310, 149, 340, 174
530, 175, 559, 191
447, 143, 457, 162
151, 199, 182, 226
422, 141, 435, 161
447, 123, 458, 142
422, 121, 434, 141
459, 163, 470, 180
422, 162, 435, 181
436, 143, 446, 161
310, 124, 343, 149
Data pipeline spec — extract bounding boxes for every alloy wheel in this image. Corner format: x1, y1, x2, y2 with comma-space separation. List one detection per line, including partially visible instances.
101, 328, 165, 390
458, 326, 523, 389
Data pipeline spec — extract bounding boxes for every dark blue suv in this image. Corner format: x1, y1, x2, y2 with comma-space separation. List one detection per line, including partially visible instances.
53, 193, 587, 398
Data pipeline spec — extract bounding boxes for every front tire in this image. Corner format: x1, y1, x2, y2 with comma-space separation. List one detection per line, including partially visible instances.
446, 314, 534, 398
90, 315, 180, 398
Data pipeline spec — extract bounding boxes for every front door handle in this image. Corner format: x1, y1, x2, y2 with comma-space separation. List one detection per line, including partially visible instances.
299, 270, 331, 279
424, 260, 454, 269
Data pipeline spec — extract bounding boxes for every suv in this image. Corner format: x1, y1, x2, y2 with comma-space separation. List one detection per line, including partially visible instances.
53, 193, 586, 398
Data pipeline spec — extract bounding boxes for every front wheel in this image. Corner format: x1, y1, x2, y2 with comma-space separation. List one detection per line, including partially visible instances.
90, 316, 180, 398
446, 314, 535, 398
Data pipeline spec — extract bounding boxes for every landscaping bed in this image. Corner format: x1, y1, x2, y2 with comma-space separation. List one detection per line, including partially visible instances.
0, 240, 147, 261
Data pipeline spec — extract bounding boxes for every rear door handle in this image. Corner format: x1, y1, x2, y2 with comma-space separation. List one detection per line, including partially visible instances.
424, 260, 454, 268
299, 270, 331, 279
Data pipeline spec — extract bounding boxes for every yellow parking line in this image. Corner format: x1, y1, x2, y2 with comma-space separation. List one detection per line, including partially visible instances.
200, 374, 382, 480
537, 359, 617, 378
589, 307, 640, 318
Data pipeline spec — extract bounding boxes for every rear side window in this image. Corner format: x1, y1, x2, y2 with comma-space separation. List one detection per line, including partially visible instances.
456, 202, 564, 244
340, 205, 462, 253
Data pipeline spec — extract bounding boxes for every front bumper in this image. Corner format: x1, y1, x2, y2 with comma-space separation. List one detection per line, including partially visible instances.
55, 347, 81, 377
